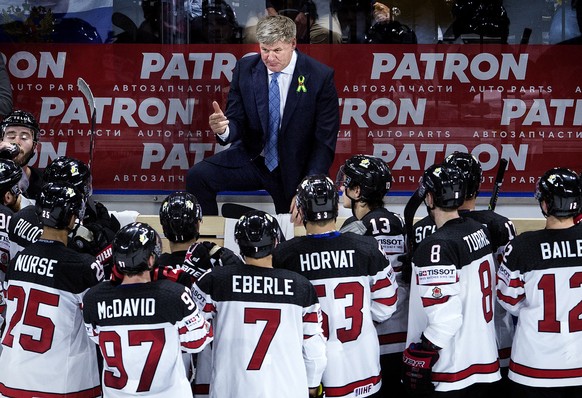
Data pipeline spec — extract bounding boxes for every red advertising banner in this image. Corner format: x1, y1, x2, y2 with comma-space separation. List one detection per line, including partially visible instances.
2, 44, 581, 195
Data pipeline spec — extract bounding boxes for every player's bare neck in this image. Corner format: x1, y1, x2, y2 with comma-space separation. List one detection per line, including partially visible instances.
545, 216, 575, 230
246, 256, 273, 268
354, 202, 371, 220
40, 227, 69, 245
434, 208, 460, 229
170, 239, 197, 253
458, 198, 476, 212
122, 272, 151, 284
305, 220, 337, 235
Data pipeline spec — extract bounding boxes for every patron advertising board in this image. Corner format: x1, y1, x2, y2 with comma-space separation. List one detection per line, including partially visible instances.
2, 43, 581, 196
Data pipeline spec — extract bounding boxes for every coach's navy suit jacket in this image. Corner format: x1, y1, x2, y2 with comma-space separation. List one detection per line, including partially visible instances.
207, 50, 339, 201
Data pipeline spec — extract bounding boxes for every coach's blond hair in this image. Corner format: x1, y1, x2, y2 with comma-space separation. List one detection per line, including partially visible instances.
256, 15, 296, 44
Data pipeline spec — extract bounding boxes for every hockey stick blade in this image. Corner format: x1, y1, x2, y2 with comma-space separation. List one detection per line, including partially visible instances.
77, 78, 97, 170
221, 203, 287, 242
488, 158, 508, 211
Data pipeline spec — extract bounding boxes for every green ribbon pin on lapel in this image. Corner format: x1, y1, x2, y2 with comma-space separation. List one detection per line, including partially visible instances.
296, 75, 307, 93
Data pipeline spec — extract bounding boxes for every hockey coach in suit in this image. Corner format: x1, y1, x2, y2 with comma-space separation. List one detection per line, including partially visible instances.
186, 15, 339, 216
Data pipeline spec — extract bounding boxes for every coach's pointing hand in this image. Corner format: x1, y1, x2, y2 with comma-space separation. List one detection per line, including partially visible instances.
209, 101, 229, 135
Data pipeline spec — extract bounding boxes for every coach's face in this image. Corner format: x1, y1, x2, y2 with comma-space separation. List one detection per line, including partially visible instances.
259, 38, 296, 73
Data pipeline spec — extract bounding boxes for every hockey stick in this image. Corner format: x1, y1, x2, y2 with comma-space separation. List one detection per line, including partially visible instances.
77, 78, 96, 171
221, 203, 287, 242
400, 188, 426, 283
488, 158, 508, 211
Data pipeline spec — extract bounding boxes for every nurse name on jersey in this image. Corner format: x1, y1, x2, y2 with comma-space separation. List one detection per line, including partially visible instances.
541, 239, 582, 259
14, 254, 56, 277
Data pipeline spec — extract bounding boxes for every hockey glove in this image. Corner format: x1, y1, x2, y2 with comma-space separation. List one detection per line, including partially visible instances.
401, 342, 439, 397
72, 223, 111, 256
202, 240, 244, 267
152, 266, 192, 287
181, 242, 214, 282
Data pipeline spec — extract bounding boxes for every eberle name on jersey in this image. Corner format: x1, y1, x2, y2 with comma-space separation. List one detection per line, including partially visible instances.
232, 274, 294, 296
300, 249, 355, 272
97, 297, 156, 319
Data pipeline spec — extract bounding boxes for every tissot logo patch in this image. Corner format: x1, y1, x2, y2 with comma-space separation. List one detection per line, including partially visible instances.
417, 265, 456, 285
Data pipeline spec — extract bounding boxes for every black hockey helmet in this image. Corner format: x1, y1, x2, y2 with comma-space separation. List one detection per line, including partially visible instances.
535, 167, 581, 218
419, 164, 466, 209
339, 154, 392, 204
235, 210, 280, 259
1, 110, 40, 142
0, 159, 22, 196
159, 191, 202, 242
113, 222, 162, 275
43, 156, 92, 201
296, 174, 339, 222
36, 181, 84, 229
444, 151, 482, 199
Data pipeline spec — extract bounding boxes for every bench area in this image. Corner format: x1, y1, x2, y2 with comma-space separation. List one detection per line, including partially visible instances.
135, 215, 546, 252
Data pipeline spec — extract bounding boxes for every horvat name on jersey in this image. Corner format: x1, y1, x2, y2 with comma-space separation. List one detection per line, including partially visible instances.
13, 218, 42, 241
232, 275, 295, 296
97, 298, 156, 319
14, 254, 56, 276
540, 239, 582, 259
300, 249, 355, 272
462, 229, 490, 252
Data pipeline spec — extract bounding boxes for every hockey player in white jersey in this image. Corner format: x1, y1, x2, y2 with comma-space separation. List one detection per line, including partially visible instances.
404, 164, 500, 396
83, 222, 213, 398
337, 155, 408, 397
274, 175, 398, 398
191, 210, 327, 398
0, 181, 104, 397
497, 167, 582, 396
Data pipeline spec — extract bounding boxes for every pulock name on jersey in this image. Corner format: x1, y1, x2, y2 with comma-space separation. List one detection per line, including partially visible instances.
300, 250, 355, 272
97, 298, 156, 319
232, 275, 294, 296
14, 254, 56, 277
541, 239, 582, 259
417, 265, 457, 285
462, 229, 490, 253
13, 218, 42, 242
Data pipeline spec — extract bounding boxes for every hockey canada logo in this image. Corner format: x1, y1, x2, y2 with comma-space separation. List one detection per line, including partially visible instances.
432, 286, 442, 298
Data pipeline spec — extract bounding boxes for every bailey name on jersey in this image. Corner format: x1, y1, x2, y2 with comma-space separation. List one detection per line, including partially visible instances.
97, 297, 156, 319
540, 239, 582, 259
300, 249, 355, 272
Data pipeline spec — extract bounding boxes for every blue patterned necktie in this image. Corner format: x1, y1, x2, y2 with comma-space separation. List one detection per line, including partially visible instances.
265, 72, 281, 171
